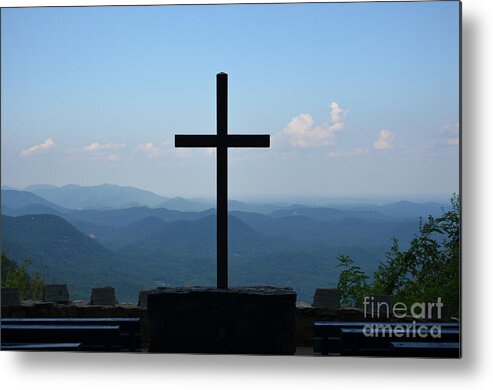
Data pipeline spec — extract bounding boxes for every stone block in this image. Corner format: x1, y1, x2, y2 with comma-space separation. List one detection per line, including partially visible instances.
90, 286, 117, 306
138, 290, 151, 308
43, 284, 69, 304
148, 286, 297, 354
313, 288, 340, 309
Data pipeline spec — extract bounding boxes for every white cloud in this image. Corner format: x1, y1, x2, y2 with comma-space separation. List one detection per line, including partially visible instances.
65, 142, 124, 161
106, 153, 120, 161
136, 143, 160, 158
327, 148, 368, 158
275, 102, 346, 148
81, 142, 124, 152
20, 138, 55, 157
438, 123, 459, 146
373, 130, 395, 150
174, 148, 191, 158
329, 101, 345, 125
425, 123, 459, 150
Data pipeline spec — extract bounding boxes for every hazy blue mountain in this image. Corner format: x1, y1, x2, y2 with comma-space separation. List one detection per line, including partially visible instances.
23, 184, 58, 191
268, 206, 393, 222
269, 207, 348, 221
1, 214, 153, 302
2, 203, 67, 217
65, 206, 215, 227
232, 211, 418, 248
346, 200, 449, 219
229, 211, 274, 227
1, 204, 13, 215
281, 203, 311, 210
156, 197, 213, 212
228, 200, 288, 214
89, 216, 169, 249
1, 185, 19, 190
124, 215, 262, 257
155, 198, 283, 213
112, 214, 392, 301
1, 189, 64, 211
1, 197, 215, 233
25, 183, 168, 209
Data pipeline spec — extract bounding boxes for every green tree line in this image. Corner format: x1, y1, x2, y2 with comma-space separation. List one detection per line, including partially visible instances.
337, 194, 460, 316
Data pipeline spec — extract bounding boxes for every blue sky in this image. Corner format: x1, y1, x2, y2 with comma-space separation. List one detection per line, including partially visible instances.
1, 2, 460, 201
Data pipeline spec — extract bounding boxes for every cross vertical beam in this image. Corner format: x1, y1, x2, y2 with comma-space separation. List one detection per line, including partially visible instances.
217, 72, 228, 289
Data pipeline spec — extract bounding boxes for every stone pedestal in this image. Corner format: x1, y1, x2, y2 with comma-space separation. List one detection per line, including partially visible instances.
148, 286, 296, 354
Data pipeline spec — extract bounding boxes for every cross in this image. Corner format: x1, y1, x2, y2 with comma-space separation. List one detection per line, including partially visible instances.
175, 72, 270, 289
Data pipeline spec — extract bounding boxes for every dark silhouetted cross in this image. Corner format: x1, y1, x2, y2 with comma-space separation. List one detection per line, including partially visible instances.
175, 72, 270, 289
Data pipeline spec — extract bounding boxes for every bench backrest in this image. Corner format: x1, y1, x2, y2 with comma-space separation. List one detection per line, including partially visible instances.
314, 321, 459, 337
1, 318, 140, 333
1, 324, 122, 351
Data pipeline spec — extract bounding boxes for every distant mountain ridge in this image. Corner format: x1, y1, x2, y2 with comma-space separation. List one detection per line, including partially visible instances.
4, 184, 450, 216
156, 197, 213, 212
24, 183, 168, 210
1, 189, 64, 211
345, 201, 449, 219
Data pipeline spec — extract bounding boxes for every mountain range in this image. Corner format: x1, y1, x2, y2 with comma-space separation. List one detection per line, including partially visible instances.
0, 184, 451, 302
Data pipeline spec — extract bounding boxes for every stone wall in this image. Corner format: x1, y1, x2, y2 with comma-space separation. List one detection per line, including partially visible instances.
1, 300, 391, 349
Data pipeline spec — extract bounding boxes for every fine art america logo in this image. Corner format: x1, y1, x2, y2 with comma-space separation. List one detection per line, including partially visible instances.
362, 296, 445, 338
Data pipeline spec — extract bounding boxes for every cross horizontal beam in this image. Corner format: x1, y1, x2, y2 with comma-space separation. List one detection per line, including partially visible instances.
175, 134, 270, 148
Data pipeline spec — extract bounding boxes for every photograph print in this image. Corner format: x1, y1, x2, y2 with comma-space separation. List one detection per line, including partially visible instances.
1, 0, 461, 357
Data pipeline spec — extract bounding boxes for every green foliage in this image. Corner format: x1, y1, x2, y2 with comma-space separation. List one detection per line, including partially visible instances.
337, 254, 370, 307
1, 252, 17, 285
337, 194, 460, 316
1, 252, 45, 300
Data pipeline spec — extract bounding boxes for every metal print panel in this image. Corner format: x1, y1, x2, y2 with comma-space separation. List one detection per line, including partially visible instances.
0, 1, 461, 357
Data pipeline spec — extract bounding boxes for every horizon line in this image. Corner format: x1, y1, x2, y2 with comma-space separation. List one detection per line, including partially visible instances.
1, 182, 457, 203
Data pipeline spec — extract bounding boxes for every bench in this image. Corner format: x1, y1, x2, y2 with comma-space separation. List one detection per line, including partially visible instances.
340, 327, 459, 356
1, 325, 121, 352
1, 343, 82, 351
1, 318, 141, 351
314, 321, 460, 356
390, 342, 460, 358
